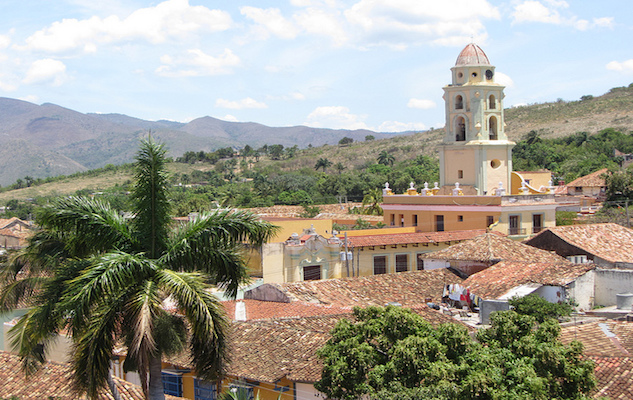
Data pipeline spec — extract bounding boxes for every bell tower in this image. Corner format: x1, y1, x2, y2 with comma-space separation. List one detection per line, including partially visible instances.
439, 43, 515, 195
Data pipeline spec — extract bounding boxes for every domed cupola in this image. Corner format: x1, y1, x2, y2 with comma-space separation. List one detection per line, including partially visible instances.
455, 43, 491, 66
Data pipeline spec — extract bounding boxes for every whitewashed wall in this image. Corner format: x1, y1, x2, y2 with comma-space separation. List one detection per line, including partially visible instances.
595, 269, 633, 307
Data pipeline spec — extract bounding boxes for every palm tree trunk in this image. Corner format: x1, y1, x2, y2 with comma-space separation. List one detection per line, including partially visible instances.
107, 373, 123, 400
148, 355, 166, 400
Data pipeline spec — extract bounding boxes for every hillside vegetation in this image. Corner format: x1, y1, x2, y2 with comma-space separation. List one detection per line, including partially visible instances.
2, 84, 633, 219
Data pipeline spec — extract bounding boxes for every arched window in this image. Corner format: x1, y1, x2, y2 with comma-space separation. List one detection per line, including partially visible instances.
489, 116, 498, 140
489, 94, 496, 110
455, 95, 463, 110
455, 117, 466, 141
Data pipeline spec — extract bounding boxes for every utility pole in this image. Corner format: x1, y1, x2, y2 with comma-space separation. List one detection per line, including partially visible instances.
344, 232, 350, 277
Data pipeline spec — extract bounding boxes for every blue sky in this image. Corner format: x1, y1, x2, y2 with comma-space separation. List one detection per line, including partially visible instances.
1, 0, 632, 132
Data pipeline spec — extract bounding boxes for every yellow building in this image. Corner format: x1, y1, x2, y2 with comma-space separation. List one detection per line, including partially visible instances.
382, 43, 557, 238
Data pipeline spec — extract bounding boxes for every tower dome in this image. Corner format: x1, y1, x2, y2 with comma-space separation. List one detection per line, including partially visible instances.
455, 43, 490, 66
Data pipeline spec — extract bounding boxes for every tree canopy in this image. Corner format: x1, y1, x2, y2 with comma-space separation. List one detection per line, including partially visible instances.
315, 306, 596, 400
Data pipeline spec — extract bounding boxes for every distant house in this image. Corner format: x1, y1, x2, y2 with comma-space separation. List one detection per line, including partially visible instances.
420, 232, 569, 276
0, 217, 31, 249
560, 320, 633, 399
564, 168, 608, 198
525, 223, 633, 268
461, 261, 595, 310
0, 351, 182, 400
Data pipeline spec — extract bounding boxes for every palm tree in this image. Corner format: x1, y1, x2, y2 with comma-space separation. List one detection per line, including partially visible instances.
314, 157, 332, 172
0, 139, 277, 400
334, 162, 345, 174
362, 188, 383, 216
377, 151, 395, 166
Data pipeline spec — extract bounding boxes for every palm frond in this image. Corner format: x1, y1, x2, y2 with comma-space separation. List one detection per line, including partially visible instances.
0, 275, 48, 312
64, 252, 157, 336
174, 209, 278, 247
131, 139, 171, 258
70, 294, 127, 399
156, 269, 228, 379
162, 239, 249, 298
36, 196, 133, 257
123, 279, 162, 396
164, 210, 277, 297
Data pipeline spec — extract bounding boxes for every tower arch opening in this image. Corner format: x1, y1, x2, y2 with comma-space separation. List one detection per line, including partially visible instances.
489, 116, 498, 140
455, 95, 464, 110
489, 94, 496, 110
455, 116, 466, 141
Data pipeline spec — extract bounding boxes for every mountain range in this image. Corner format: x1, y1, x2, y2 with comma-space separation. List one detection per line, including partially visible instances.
2, 84, 633, 187
0, 97, 400, 186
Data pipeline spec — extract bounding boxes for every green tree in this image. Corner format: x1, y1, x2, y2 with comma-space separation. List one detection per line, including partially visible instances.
315, 306, 595, 400
0, 140, 277, 400
314, 158, 333, 172
365, 135, 375, 141
605, 166, 633, 202
268, 144, 285, 160
377, 150, 395, 166
508, 293, 573, 323
338, 137, 354, 146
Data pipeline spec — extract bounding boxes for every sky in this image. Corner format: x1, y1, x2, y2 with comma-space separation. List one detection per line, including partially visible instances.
1, 0, 632, 133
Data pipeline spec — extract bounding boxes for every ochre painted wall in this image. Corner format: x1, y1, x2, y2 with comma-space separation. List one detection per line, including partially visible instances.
383, 209, 500, 232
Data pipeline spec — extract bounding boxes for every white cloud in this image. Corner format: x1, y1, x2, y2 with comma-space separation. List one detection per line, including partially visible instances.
513, 0, 562, 24
305, 106, 368, 130
407, 98, 436, 109
0, 35, 10, 49
607, 60, 633, 73
156, 48, 240, 77
294, 8, 348, 45
221, 114, 239, 122
512, 1, 614, 30
494, 72, 515, 88
344, 0, 499, 48
593, 17, 615, 29
19, 95, 39, 103
215, 97, 268, 110
266, 91, 306, 101
240, 7, 299, 39
23, 59, 68, 86
19, 0, 232, 54
377, 121, 426, 132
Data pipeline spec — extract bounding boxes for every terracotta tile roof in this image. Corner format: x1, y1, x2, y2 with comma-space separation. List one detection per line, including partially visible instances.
254, 268, 462, 307
167, 305, 466, 384
566, 168, 608, 188
560, 321, 633, 357
421, 233, 569, 263
527, 223, 633, 264
225, 314, 339, 383
222, 299, 352, 321
560, 321, 633, 399
462, 261, 594, 299
342, 229, 500, 248
0, 351, 183, 400
243, 203, 382, 221
0, 217, 30, 230
590, 356, 633, 400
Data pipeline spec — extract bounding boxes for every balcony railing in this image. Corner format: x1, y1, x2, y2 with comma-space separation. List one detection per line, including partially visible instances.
508, 227, 526, 236
532, 226, 544, 234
